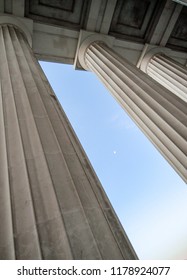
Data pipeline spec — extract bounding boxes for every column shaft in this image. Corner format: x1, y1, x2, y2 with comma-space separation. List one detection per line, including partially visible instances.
83, 42, 187, 183
142, 53, 187, 102
0, 25, 137, 260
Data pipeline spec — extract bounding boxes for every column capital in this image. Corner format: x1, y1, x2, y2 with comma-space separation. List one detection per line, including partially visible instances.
74, 30, 114, 70
0, 14, 33, 46
140, 46, 172, 73
139, 45, 187, 102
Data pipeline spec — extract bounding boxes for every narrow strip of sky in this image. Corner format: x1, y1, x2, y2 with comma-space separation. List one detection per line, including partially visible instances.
40, 61, 187, 260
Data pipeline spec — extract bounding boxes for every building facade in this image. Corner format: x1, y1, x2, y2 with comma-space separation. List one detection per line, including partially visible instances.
0, 0, 186, 259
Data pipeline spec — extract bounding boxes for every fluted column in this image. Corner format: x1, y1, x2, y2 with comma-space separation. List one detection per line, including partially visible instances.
0, 24, 137, 260
140, 52, 187, 102
78, 40, 187, 183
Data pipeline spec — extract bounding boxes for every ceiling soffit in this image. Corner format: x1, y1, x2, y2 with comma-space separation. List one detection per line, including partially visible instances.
109, 0, 165, 42
23, 0, 187, 52
25, 0, 91, 30
167, 6, 187, 50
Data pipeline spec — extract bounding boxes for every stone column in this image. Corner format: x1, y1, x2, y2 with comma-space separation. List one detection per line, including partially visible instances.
78, 39, 187, 183
0, 24, 137, 260
140, 51, 187, 102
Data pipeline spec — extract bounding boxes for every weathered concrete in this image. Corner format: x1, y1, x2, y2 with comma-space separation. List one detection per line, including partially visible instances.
0, 24, 137, 260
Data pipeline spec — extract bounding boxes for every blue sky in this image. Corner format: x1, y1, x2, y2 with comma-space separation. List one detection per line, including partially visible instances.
40, 61, 187, 260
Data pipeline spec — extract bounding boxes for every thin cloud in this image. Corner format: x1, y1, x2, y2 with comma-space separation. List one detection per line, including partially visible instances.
110, 111, 137, 130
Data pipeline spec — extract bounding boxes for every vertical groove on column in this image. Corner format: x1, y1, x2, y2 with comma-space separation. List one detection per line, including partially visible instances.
85, 43, 187, 183
0, 27, 15, 259
1, 25, 42, 259
147, 54, 187, 102
0, 80, 15, 259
